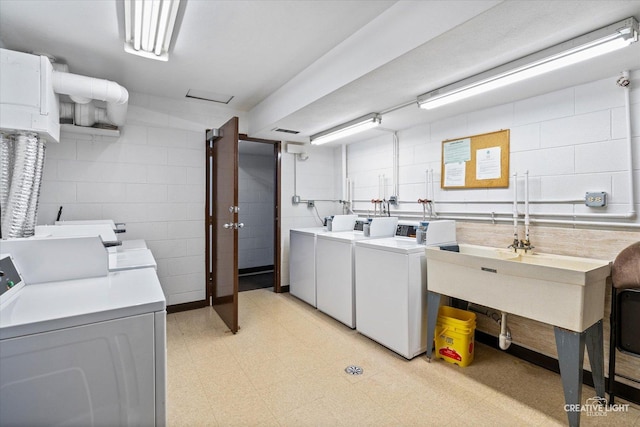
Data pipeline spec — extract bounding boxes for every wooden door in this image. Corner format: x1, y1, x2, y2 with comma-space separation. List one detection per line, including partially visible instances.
206, 117, 239, 333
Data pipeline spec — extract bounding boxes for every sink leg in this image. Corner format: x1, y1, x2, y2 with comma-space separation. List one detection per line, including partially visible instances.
426, 291, 441, 361
554, 326, 586, 427
585, 320, 605, 399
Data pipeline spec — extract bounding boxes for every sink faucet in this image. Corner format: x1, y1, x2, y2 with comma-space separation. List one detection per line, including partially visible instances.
508, 238, 535, 253
508, 237, 520, 251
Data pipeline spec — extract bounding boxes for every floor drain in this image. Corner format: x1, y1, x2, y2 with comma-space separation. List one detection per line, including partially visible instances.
344, 365, 363, 375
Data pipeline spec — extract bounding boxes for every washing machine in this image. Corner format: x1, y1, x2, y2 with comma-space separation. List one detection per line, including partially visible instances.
315, 217, 399, 328
0, 237, 167, 426
289, 215, 357, 307
354, 220, 456, 359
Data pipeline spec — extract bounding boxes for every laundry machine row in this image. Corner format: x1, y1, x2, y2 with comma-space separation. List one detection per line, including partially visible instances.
288, 215, 359, 307
289, 216, 457, 360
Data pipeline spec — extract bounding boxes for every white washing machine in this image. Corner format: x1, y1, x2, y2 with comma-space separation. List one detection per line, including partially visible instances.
289, 215, 357, 307
0, 237, 167, 426
354, 220, 456, 359
315, 217, 399, 328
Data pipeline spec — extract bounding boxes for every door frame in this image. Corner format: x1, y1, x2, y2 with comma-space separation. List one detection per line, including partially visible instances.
239, 134, 282, 293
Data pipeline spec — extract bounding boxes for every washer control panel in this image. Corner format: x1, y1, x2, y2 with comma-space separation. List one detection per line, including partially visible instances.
396, 224, 417, 238
0, 254, 23, 298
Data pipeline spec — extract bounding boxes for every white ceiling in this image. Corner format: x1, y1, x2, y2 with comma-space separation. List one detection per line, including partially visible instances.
1, 1, 639, 146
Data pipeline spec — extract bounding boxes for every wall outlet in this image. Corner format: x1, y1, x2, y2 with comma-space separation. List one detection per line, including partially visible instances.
307, 200, 315, 208
585, 192, 607, 207
389, 195, 398, 205
292, 195, 300, 204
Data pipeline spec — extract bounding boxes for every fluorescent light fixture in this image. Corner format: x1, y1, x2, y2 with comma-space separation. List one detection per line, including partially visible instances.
310, 113, 382, 145
418, 17, 638, 110
123, 0, 181, 61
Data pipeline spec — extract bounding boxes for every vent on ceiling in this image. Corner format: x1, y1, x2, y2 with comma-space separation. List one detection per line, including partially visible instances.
272, 127, 300, 134
186, 89, 233, 104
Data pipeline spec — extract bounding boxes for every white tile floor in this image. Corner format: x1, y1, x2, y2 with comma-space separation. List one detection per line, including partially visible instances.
167, 289, 640, 426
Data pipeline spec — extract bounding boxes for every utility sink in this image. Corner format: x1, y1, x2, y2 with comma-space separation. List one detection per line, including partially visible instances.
425, 244, 611, 332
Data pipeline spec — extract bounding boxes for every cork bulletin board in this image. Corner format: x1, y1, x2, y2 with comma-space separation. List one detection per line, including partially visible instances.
440, 129, 510, 189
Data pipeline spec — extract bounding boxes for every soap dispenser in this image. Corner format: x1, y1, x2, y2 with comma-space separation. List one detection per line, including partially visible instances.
416, 221, 429, 244
326, 215, 334, 231
363, 218, 372, 237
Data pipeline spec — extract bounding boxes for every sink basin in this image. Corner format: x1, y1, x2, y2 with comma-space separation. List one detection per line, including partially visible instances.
425, 244, 611, 332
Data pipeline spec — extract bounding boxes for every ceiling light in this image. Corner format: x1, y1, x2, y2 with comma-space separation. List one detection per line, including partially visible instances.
418, 17, 638, 110
123, 0, 182, 61
310, 113, 382, 145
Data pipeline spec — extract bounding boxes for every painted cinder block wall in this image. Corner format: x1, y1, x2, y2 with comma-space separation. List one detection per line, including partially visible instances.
38, 93, 248, 306
238, 152, 275, 270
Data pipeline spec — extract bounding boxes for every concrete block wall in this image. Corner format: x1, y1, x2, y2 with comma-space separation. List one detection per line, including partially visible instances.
238, 153, 274, 269
347, 71, 640, 224
38, 93, 246, 306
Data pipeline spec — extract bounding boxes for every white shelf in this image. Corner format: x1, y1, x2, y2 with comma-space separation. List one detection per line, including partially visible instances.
60, 124, 120, 140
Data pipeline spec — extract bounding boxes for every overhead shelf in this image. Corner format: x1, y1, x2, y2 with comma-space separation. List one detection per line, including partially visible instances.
60, 123, 120, 141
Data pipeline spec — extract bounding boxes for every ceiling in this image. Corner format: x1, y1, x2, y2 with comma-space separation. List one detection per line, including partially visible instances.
1, 1, 639, 146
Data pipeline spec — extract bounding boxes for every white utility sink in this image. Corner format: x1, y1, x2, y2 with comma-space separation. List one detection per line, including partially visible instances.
425, 244, 611, 332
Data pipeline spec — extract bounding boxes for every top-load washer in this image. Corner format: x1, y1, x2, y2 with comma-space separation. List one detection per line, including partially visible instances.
354, 220, 456, 358
289, 215, 357, 307
315, 217, 399, 328
0, 237, 167, 426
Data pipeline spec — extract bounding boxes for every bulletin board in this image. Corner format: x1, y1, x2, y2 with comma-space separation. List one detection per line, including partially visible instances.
440, 129, 510, 189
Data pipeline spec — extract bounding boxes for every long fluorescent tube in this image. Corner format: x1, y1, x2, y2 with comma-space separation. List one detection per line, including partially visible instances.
310, 113, 382, 145
123, 0, 181, 61
418, 17, 638, 110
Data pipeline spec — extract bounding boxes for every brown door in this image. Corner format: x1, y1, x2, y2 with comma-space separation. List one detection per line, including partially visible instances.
206, 117, 239, 333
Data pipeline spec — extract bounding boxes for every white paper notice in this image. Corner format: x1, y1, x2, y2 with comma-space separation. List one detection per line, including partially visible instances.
443, 138, 471, 164
476, 146, 501, 180
444, 162, 466, 187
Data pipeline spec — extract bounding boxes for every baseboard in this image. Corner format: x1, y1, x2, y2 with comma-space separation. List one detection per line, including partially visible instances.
475, 331, 640, 405
239, 265, 274, 276
279, 285, 289, 293
167, 299, 207, 314
213, 295, 234, 305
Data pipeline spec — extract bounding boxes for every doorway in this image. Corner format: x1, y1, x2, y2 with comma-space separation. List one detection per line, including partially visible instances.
206, 120, 281, 334
237, 137, 281, 292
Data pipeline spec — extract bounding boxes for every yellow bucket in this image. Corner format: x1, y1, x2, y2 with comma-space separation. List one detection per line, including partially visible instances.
434, 306, 476, 367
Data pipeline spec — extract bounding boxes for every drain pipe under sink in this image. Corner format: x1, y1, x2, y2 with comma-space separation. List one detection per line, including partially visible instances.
499, 312, 512, 350
467, 304, 512, 350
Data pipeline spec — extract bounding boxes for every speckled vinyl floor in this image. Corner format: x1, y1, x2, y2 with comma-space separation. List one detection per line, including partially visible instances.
166, 289, 640, 426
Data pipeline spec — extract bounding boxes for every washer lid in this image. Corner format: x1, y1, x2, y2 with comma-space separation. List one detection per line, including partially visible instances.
108, 248, 157, 272
290, 227, 328, 236
317, 231, 371, 242
356, 237, 428, 254
0, 268, 165, 340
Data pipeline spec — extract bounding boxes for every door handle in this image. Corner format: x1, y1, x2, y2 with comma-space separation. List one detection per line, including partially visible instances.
235, 223, 244, 229
223, 223, 233, 229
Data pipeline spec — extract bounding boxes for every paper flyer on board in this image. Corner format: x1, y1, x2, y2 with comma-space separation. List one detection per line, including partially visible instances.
444, 162, 465, 186
476, 146, 501, 180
